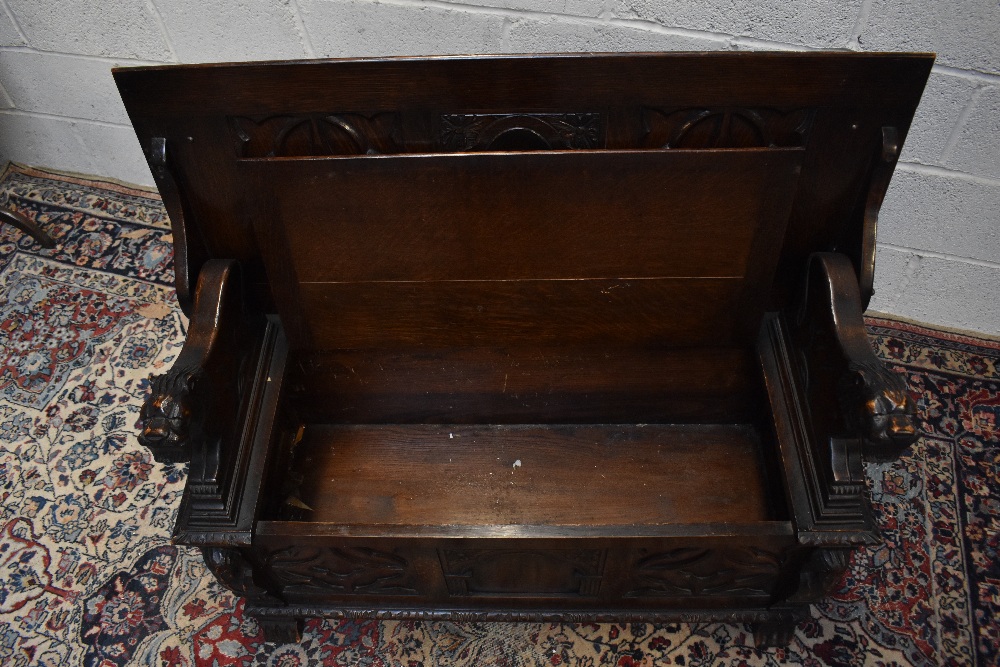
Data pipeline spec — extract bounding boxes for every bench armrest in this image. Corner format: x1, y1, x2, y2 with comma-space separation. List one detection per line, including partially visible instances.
794, 252, 918, 464
139, 258, 262, 468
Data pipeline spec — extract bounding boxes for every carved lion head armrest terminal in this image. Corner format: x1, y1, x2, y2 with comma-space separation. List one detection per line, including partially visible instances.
139, 365, 203, 463
138, 258, 263, 469
842, 360, 918, 462
793, 252, 919, 466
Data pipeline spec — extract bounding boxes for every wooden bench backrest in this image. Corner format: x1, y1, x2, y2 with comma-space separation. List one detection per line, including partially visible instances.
248, 149, 802, 351
114, 53, 933, 424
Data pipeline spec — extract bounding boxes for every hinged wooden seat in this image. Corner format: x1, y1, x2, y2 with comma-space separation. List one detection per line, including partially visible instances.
115, 52, 931, 646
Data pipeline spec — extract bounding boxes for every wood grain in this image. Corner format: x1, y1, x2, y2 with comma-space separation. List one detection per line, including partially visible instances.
297, 277, 743, 349
287, 424, 777, 527
254, 149, 802, 283
290, 346, 760, 424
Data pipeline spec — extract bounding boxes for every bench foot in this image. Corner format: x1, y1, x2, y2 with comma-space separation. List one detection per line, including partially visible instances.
751, 618, 797, 648
255, 613, 305, 644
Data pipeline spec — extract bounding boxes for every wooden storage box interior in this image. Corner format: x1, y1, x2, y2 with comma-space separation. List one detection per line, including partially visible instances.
252, 147, 800, 535
114, 53, 931, 642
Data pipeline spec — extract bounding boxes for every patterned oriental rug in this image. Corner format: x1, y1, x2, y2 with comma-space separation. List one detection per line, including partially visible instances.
0, 163, 997, 667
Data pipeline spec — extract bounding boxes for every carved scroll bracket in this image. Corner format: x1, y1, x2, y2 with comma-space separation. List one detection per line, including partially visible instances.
202, 546, 281, 605
149, 136, 208, 316
785, 547, 852, 605
859, 126, 900, 310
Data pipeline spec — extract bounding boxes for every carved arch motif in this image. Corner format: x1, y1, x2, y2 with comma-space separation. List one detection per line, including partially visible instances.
642, 107, 815, 149
231, 113, 402, 158
438, 113, 603, 151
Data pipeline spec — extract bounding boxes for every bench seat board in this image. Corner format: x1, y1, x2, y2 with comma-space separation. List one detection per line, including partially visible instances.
282, 423, 780, 527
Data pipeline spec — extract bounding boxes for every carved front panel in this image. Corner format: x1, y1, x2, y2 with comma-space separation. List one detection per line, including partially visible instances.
440, 549, 606, 598
264, 545, 420, 597
625, 547, 783, 598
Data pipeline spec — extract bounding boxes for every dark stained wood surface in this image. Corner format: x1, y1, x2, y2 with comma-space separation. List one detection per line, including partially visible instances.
255, 519, 796, 541
116, 52, 933, 115
297, 278, 741, 348
254, 150, 801, 283
248, 149, 802, 351
289, 346, 759, 424
284, 423, 777, 527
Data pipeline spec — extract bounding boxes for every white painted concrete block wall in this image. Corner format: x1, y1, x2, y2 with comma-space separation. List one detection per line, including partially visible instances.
0, 0, 997, 334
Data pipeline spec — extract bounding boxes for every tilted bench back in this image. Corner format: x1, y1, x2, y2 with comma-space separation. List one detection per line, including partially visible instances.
114, 53, 932, 424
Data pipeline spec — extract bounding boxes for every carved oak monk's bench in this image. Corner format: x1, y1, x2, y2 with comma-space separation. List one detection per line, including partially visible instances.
114, 53, 931, 645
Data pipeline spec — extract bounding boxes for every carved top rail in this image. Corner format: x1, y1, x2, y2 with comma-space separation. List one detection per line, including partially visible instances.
229, 106, 815, 158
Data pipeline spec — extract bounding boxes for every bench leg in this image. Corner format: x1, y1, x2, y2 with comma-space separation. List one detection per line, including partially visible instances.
255, 613, 305, 644
750, 617, 797, 648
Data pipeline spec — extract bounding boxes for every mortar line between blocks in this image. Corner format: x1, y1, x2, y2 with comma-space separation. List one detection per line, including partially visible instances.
932, 63, 1000, 85
143, 0, 179, 62
878, 243, 1000, 271
605, 18, 732, 43
67, 121, 103, 177
500, 15, 514, 42
940, 86, 986, 164
0, 0, 29, 45
384, 0, 733, 43
889, 253, 922, 313
0, 45, 168, 66
895, 161, 1000, 188
289, 0, 317, 58
0, 79, 14, 109
0, 108, 133, 129
847, 0, 874, 50
416, 0, 604, 20
728, 36, 820, 52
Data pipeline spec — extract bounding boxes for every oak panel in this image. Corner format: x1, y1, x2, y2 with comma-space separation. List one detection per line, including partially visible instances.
288, 424, 776, 527
259, 149, 803, 283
